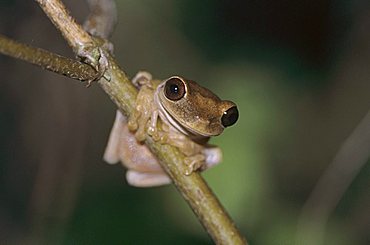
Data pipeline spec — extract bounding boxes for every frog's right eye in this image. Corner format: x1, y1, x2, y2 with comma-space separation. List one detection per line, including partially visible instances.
164, 77, 186, 101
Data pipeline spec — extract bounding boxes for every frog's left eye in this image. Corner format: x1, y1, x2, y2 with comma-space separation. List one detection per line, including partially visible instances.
164, 77, 186, 101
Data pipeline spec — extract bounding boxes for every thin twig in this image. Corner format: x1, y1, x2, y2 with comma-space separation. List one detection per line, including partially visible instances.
0, 34, 98, 81
296, 110, 370, 245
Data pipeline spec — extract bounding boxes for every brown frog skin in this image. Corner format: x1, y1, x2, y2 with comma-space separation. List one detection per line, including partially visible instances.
104, 71, 238, 187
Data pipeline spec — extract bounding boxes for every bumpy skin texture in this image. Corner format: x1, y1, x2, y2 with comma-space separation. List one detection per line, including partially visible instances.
104, 71, 223, 187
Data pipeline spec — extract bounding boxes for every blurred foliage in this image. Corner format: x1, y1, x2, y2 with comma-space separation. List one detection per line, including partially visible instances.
0, 0, 369, 244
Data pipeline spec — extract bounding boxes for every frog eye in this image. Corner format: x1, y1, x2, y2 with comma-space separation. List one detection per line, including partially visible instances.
164, 77, 186, 101
221, 106, 239, 127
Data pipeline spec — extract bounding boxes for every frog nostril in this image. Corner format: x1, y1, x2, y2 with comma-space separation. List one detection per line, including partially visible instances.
221, 106, 239, 127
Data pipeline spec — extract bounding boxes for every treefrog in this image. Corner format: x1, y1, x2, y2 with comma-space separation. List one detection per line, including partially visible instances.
104, 71, 239, 187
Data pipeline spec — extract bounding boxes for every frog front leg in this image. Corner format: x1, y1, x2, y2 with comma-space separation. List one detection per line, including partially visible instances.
128, 72, 163, 141
128, 99, 161, 142
127, 72, 157, 142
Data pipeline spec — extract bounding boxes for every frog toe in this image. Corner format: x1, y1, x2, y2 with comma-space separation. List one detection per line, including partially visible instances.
147, 126, 159, 140
135, 130, 147, 142
128, 114, 140, 131
183, 154, 206, 175
127, 120, 138, 131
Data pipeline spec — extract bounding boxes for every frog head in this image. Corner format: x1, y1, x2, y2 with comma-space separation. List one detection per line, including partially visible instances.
156, 76, 239, 137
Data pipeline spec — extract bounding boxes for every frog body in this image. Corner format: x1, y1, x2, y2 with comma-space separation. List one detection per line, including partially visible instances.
104, 71, 238, 187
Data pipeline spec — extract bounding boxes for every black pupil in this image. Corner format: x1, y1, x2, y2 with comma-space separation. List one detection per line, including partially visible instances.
170, 84, 179, 94
221, 106, 239, 127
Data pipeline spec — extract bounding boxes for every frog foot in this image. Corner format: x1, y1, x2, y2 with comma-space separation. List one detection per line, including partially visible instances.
128, 109, 140, 132
127, 112, 147, 142
132, 71, 152, 88
184, 154, 206, 175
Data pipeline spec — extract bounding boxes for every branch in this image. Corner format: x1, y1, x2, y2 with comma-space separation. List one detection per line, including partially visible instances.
0, 0, 247, 244
0, 34, 98, 82
36, 0, 94, 52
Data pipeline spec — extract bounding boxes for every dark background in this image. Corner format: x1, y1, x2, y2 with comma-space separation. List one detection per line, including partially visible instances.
0, 0, 369, 244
